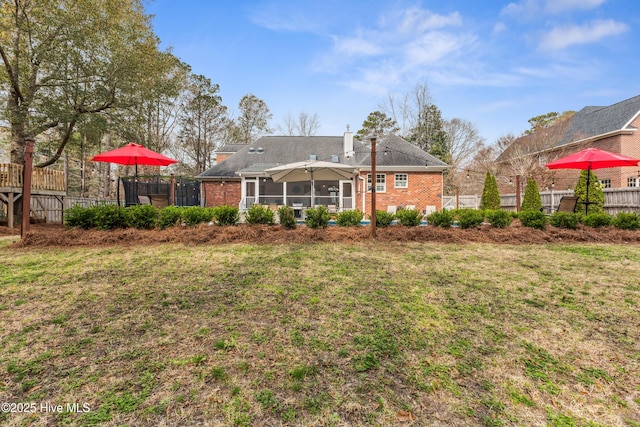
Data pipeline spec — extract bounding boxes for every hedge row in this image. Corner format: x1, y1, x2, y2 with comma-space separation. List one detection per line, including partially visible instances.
64, 205, 640, 232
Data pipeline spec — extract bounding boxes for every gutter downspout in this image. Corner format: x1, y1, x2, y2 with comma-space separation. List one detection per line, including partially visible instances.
359, 174, 366, 213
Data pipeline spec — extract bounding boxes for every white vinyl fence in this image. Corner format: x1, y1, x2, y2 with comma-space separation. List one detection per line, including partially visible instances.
443, 188, 640, 215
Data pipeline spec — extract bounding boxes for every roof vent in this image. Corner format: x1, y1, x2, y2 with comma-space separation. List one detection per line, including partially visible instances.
309, 154, 317, 160
331, 155, 339, 163
248, 147, 256, 154
257, 147, 264, 154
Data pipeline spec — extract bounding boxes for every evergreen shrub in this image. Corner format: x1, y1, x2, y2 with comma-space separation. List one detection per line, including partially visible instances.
549, 212, 580, 229
374, 210, 395, 227
518, 210, 547, 230
613, 212, 640, 230
157, 206, 183, 229
213, 205, 239, 226
127, 204, 158, 229
94, 205, 129, 230
336, 209, 364, 226
481, 172, 501, 210
305, 206, 330, 229
395, 209, 422, 226
456, 209, 485, 229
64, 205, 97, 229
426, 209, 454, 228
521, 178, 542, 212
485, 209, 512, 229
574, 170, 604, 214
182, 206, 214, 226
244, 204, 275, 225
581, 213, 612, 228
277, 206, 296, 229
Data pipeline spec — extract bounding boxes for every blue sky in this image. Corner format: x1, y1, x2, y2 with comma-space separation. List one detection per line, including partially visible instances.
146, 0, 640, 145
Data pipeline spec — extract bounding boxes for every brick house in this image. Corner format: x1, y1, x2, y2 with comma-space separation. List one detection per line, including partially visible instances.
196, 130, 449, 215
498, 94, 640, 191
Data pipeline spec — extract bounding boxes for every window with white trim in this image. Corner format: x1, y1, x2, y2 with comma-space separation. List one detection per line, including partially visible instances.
600, 179, 611, 189
394, 173, 408, 188
367, 174, 386, 192
627, 177, 640, 188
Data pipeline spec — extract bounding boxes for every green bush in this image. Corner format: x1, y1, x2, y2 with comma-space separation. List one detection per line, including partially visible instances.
374, 210, 395, 227
426, 209, 454, 228
64, 205, 97, 229
336, 209, 364, 226
213, 205, 239, 226
549, 212, 580, 229
481, 172, 501, 210
305, 206, 330, 229
157, 206, 183, 229
485, 209, 513, 229
613, 212, 640, 230
182, 206, 214, 226
456, 209, 485, 229
582, 213, 612, 228
521, 178, 542, 212
93, 204, 129, 230
518, 210, 547, 230
395, 209, 422, 226
127, 204, 158, 229
574, 170, 604, 214
277, 206, 296, 229
244, 204, 275, 225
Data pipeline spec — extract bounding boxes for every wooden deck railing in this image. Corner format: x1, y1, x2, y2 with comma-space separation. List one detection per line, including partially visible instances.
0, 163, 66, 192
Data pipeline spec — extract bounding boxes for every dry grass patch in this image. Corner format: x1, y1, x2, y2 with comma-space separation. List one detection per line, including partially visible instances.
0, 241, 639, 426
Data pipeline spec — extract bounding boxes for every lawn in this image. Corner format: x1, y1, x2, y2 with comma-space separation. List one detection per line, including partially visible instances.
1, 240, 639, 426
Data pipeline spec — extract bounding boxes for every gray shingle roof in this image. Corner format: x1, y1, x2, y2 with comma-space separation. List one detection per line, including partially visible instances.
197, 134, 449, 179
557, 94, 640, 146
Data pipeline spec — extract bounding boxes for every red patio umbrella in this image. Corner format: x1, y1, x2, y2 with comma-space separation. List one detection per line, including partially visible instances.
546, 148, 640, 214
92, 143, 178, 204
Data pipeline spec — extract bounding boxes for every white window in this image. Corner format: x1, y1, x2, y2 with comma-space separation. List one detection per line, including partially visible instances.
600, 179, 611, 189
627, 177, 639, 187
367, 174, 386, 192
394, 173, 408, 188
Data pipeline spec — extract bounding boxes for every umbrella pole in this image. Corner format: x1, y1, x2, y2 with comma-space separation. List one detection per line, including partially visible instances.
585, 164, 590, 215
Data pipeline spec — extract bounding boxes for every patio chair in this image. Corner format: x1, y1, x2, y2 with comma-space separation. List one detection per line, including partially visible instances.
149, 194, 169, 208
138, 195, 151, 205
556, 196, 578, 213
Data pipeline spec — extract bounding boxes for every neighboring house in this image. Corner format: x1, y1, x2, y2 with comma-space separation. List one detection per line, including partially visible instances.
196, 130, 449, 215
498, 94, 640, 190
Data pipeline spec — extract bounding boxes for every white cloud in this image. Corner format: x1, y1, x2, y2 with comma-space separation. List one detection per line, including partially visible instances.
395, 7, 462, 33
544, 0, 606, 14
404, 32, 476, 67
333, 35, 382, 56
492, 22, 507, 35
501, 0, 606, 17
539, 19, 628, 50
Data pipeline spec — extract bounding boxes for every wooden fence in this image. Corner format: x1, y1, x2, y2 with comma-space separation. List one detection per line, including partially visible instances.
443, 188, 640, 215
28, 196, 117, 224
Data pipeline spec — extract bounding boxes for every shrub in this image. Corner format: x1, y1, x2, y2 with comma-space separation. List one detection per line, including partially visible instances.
277, 206, 296, 229
521, 178, 542, 212
64, 205, 97, 229
157, 206, 183, 229
127, 204, 158, 229
581, 212, 611, 228
395, 209, 422, 226
336, 209, 364, 226
518, 210, 547, 230
613, 212, 640, 230
93, 204, 129, 230
549, 212, 580, 229
481, 172, 501, 210
456, 209, 485, 229
213, 205, 239, 226
374, 210, 395, 227
574, 170, 604, 214
182, 206, 214, 226
485, 209, 513, 229
244, 204, 275, 225
427, 209, 454, 228
305, 206, 330, 229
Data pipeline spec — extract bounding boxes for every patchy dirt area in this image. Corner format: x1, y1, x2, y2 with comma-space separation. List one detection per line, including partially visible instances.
4, 222, 640, 247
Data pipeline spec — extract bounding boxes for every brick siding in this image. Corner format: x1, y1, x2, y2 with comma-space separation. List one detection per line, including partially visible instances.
203, 181, 242, 207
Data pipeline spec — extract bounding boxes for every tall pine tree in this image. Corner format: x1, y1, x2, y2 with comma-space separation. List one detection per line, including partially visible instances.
481, 172, 501, 210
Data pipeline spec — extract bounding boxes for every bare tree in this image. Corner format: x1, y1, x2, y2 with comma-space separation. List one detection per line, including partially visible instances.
442, 118, 485, 194
278, 112, 320, 136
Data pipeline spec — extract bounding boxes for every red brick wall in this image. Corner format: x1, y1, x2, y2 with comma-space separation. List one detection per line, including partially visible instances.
356, 171, 443, 215
202, 181, 241, 207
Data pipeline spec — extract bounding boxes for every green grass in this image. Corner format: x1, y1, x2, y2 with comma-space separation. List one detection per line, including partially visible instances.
1, 242, 639, 426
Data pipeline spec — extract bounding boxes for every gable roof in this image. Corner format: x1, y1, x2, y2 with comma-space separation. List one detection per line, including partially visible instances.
197, 134, 449, 179
502, 94, 640, 160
